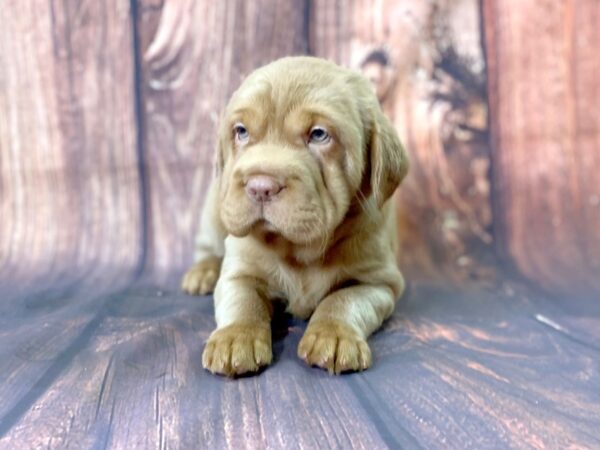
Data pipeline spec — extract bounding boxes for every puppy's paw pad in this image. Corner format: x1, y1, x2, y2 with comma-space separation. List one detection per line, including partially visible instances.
298, 320, 372, 374
181, 257, 221, 295
202, 324, 272, 376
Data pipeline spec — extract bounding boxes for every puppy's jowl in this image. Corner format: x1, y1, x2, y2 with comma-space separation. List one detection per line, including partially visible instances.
182, 56, 409, 376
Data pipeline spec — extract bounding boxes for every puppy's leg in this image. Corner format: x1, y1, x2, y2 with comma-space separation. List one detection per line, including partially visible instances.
202, 276, 273, 376
298, 284, 398, 374
182, 178, 227, 295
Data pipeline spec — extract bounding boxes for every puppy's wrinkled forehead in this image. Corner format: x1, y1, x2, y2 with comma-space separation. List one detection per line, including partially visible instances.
226, 58, 365, 130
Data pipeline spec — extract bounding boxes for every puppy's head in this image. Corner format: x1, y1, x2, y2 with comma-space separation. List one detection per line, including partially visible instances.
217, 57, 408, 254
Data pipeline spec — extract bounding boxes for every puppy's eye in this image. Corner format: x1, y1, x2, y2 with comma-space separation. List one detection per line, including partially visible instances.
233, 123, 249, 143
308, 127, 330, 144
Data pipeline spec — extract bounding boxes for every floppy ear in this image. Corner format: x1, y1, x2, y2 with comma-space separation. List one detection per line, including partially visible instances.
215, 139, 224, 176
214, 121, 229, 176
367, 109, 409, 207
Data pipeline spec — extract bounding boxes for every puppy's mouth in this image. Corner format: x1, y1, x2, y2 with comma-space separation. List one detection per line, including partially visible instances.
250, 206, 287, 237
246, 204, 325, 246
252, 217, 278, 233
223, 203, 283, 238
221, 183, 330, 246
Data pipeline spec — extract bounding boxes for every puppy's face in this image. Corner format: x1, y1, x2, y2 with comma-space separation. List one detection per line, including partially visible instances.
217, 57, 407, 252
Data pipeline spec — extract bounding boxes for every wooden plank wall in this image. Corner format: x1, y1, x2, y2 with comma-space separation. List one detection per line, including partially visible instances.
136, 0, 496, 284
483, 0, 600, 296
137, 0, 309, 274
0, 0, 598, 298
0, 1, 143, 285
310, 0, 494, 283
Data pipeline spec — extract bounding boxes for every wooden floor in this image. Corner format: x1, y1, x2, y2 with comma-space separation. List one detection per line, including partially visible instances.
0, 272, 598, 449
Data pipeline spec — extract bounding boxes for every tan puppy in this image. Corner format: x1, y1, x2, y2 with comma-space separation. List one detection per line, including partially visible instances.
182, 56, 408, 376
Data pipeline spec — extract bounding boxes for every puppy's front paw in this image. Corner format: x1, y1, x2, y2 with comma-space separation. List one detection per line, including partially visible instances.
202, 324, 272, 376
181, 257, 221, 295
298, 320, 372, 374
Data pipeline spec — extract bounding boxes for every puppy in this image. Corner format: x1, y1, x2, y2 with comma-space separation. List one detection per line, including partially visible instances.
182, 56, 408, 376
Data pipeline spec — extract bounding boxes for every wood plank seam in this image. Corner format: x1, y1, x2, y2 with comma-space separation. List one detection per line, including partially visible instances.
130, 0, 151, 277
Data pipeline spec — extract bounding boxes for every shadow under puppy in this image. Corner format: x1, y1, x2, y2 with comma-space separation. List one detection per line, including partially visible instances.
182, 56, 409, 376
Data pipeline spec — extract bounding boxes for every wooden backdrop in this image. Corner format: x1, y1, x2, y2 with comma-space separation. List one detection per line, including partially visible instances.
1, 0, 599, 299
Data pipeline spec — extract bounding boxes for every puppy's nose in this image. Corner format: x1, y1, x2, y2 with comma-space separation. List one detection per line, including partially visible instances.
245, 175, 283, 202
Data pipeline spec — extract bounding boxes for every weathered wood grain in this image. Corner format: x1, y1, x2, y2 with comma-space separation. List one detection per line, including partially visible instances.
309, 0, 495, 284
0, 1, 599, 448
1, 280, 598, 449
0, 271, 134, 440
137, 0, 309, 276
375, 284, 600, 448
0, 1, 143, 283
483, 0, 600, 296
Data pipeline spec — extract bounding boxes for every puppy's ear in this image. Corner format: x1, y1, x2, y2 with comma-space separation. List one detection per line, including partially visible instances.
367, 109, 409, 207
215, 122, 229, 176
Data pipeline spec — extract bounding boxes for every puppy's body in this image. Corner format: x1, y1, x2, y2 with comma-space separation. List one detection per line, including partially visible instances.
219, 199, 402, 322
182, 57, 408, 376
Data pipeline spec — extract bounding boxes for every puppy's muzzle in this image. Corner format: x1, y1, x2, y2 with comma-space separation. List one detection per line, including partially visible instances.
245, 175, 284, 203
